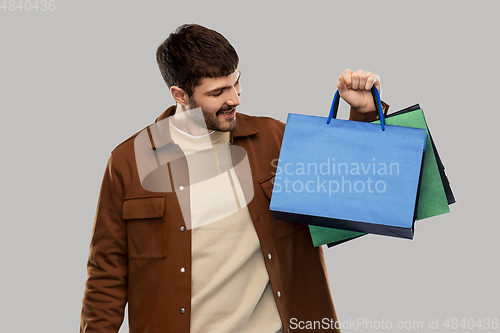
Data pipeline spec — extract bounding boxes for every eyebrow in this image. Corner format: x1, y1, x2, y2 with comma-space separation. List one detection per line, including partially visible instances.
205, 71, 241, 95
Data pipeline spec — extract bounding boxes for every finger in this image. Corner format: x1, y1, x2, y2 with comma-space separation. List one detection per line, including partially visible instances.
355, 69, 373, 91
351, 69, 364, 90
363, 71, 373, 90
364, 72, 381, 91
337, 74, 348, 95
369, 73, 381, 94
358, 70, 371, 91
342, 68, 352, 89
365, 71, 378, 90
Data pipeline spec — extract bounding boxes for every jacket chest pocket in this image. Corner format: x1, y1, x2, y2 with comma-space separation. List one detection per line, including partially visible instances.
123, 195, 167, 259
259, 175, 307, 240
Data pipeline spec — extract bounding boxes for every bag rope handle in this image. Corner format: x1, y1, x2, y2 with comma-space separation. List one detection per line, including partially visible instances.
326, 86, 385, 131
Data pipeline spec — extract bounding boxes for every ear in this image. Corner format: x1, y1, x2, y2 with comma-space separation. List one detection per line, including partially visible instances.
170, 86, 189, 106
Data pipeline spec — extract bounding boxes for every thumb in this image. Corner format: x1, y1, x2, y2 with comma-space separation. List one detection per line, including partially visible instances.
336, 74, 348, 95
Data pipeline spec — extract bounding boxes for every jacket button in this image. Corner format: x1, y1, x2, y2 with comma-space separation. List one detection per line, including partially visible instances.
277, 291, 281, 297
180, 308, 185, 314
180, 267, 185, 273
180, 226, 186, 232
267, 253, 272, 260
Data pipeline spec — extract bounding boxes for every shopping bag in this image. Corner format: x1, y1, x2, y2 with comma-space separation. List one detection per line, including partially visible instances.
270, 88, 427, 239
309, 104, 455, 247
388, 104, 455, 206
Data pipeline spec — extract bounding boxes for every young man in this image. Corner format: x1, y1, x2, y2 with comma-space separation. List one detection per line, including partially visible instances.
80, 24, 386, 333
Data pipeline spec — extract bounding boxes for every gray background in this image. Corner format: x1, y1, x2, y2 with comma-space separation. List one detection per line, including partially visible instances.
1, 1, 498, 332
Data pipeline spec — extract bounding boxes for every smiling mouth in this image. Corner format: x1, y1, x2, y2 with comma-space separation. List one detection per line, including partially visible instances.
218, 108, 235, 116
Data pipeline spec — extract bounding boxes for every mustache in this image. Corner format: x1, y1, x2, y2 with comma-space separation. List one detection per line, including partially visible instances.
216, 105, 235, 115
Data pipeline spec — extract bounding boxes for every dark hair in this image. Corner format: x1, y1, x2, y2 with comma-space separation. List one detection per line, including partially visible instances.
156, 24, 239, 97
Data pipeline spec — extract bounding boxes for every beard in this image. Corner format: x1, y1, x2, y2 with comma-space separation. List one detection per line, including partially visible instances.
187, 98, 237, 132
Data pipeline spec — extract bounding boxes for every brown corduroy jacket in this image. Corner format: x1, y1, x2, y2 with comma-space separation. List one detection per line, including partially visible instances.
80, 106, 344, 333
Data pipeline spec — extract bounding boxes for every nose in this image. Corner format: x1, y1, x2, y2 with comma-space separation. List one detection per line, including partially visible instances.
227, 85, 241, 106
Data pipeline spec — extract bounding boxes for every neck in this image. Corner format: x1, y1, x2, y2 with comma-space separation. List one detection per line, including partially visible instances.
172, 104, 212, 136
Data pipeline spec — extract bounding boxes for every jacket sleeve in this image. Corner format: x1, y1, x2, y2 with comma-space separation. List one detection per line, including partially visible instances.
80, 153, 128, 333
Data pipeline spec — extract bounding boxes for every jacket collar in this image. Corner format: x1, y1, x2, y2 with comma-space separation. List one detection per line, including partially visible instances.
153, 106, 259, 147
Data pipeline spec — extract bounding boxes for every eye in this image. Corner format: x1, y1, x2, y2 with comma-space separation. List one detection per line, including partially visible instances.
212, 90, 223, 97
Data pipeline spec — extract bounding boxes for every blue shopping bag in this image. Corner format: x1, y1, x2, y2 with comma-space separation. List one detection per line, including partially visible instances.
269, 88, 428, 239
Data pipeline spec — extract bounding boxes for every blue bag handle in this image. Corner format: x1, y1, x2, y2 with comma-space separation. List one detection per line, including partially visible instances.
326, 86, 385, 131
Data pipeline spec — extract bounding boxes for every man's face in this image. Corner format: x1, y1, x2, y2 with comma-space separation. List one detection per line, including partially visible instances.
187, 69, 241, 132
